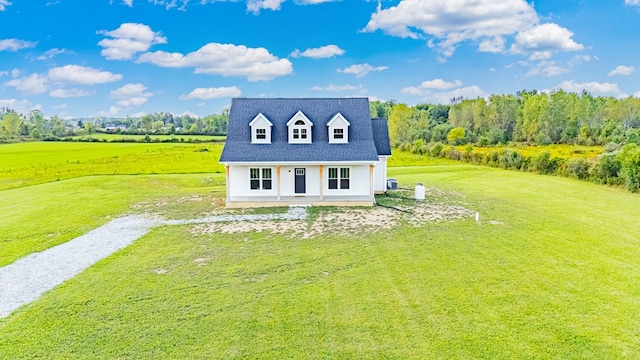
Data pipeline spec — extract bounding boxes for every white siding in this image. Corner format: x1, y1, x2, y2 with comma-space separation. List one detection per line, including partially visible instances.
228, 165, 277, 200
373, 156, 388, 193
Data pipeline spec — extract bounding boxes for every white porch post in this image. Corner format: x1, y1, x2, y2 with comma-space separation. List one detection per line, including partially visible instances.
276, 165, 281, 201
369, 164, 374, 202
319, 165, 324, 201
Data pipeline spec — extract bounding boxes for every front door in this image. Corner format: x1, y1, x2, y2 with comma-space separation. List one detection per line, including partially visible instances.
294, 168, 306, 194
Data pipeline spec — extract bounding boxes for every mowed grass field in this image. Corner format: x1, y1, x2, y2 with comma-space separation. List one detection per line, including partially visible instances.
1, 142, 640, 358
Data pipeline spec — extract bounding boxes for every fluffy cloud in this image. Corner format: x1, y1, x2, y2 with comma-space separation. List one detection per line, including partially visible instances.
179, 86, 241, 100
0, 99, 39, 114
5, 74, 48, 95
48, 65, 123, 85
401, 79, 462, 95
310, 83, 362, 92
98, 23, 167, 60
49, 88, 95, 98
556, 80, 621, 95
247, 0, 285, 13
338, 63, 388, 78
525, 60, 570, 77
290, 45, 345, 58
0, 0, 11, 11
110, 83, 153, 107
626, 0, 640, 6
363, 0, 583, 60
123, 0, 133, 6
608, 65, 635, 77
0, 38, 37, 52
137, 43, 293, 81
510, 23, 584, 59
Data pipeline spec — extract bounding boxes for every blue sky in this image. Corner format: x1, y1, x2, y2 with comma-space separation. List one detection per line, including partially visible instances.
1, 0, 640, 118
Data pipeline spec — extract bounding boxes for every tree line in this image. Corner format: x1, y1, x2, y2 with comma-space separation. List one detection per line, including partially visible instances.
0, 108, 229, 141
370, 90, 640, 192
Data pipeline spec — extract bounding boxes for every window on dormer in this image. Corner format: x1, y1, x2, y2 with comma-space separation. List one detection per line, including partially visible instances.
333, 128, 344, 139
256, 128, 266, 139
287, 111, 313, 144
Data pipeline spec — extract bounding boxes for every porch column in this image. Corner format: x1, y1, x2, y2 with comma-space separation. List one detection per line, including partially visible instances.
276, 165, 281, 201
225, 164, 230, 202
369, 164, 375, 202
319, 165, 324, 201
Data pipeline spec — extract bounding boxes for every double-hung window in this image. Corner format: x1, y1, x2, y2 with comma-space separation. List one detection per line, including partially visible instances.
333, 128, 344, 139
250, 168, 272, 190
328, 167, 350, 190
256, 128, 266, 139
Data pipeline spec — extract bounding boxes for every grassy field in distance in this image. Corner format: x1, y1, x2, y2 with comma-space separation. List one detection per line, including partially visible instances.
71, 133, 226, 142
0, 141, 225, 190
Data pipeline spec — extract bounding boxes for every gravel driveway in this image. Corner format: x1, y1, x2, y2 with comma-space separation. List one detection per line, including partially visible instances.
0, 208, 307, 318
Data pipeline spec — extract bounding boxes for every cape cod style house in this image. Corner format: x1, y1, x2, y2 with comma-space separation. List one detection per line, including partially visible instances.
220, 98, 391, 207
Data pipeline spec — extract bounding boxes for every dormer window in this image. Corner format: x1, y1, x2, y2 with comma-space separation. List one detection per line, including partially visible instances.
287, 111, 313, 144
327, 113, 350, 144
250, 113, 272, 144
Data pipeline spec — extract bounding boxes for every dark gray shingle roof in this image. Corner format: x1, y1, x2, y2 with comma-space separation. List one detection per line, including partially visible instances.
372, 118, 392, 156
220, 98, 389, 163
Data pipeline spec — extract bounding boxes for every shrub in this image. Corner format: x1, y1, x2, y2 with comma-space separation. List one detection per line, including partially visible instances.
498, 149, 524, 170
591, 154, 621, 185
477, 136, 489, 147
567, 158, 591, 180
530, 151, 556, 174
618, 144, 640, 192
429, 142, 444, 157
447, 127, 466, 145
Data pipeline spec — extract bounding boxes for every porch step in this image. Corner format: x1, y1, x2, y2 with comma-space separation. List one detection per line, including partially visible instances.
289, 204, 312, 208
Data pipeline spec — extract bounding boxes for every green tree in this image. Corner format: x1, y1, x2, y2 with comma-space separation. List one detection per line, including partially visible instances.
2, 112, 22, 141
447, 127, 466, 145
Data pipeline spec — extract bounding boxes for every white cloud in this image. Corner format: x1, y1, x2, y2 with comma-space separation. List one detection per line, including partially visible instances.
510, 23, 584, 59
363, 0, 584, 60
10, 68, 20, 78
401, 79, 462, 95
179, 86, 241, 100
338, 63, 388, 78
0, 99, 42, 114
556, 80, 621, 95
0, 0, 11, 11
310, 83, 362, 92
48, 65, 123, 85
626, 0, 640, 6
363, 0, 538, 57
110, 83, 153, 107
295, 0, 338, 3
424, 86, 488, 104
37, 48, 71, 60
49, 88, 95, 98
147, 0, 190, 10
137, 43, 293, 81
5, 74, 48, 95
247, 0, 285, 13
98, 23, 167, 60
123, 0, 133, 6
526, 60, 570, 77
0, 38, 37, 52
290, 45, 345, 58
609, 65, 635, 77
100, 105, 123, 117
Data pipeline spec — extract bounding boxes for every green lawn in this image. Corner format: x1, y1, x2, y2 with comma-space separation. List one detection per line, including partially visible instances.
0, 141, 224, 190
72, 133, 226, 142
1, 146, 639, 358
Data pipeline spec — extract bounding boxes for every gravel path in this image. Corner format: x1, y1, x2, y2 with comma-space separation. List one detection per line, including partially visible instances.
0, 207, 307, 319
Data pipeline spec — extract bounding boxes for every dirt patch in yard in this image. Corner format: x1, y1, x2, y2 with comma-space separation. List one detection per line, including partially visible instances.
190, 201, 474, 239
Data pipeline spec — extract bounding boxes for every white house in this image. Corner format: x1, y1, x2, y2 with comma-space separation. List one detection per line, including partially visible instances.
220, 98, 391, 207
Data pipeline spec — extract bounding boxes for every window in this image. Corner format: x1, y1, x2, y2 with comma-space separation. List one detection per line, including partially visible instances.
328, 167, 350, 190
293, 128, 299, 139
300, 128, 307, 139
256, 128, 266, 139
333, 128, 344, 139
250, 168, 272, 190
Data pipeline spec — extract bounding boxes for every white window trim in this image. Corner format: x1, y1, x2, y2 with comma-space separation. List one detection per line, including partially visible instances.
327, 113, 350, 144
249, 113, 273, 144
249, 167, 273, 190
327, 166, 350, 190
286, 111, 313, 144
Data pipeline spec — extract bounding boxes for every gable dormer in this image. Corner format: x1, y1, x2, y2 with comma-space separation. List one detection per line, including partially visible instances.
286, 110, 313, 144
249, 113, 273, 144
327, 112, 350, 144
